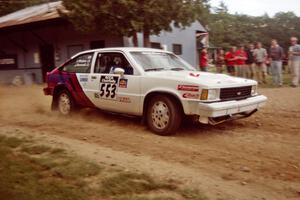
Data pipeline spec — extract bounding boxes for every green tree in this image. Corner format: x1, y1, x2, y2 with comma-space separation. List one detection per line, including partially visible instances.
62, 0, 210, 47
207, 1, 300, 52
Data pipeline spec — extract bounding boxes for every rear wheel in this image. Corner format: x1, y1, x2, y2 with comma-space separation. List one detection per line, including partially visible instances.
57, 90, 75, 115
146, 95, 182, 136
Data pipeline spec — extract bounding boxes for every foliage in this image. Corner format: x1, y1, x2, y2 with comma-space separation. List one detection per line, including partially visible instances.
2, 0, 298, 52
62, 0, 210, 46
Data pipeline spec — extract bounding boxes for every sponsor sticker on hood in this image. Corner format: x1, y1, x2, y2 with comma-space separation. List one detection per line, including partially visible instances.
189, 73, 200, 77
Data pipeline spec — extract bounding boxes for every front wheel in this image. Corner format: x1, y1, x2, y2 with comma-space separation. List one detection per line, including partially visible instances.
146, 95, 182, 136
56, 90, 75, 115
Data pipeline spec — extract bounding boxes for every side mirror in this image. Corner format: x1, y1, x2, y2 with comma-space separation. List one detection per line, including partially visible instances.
114, 67, 125, 75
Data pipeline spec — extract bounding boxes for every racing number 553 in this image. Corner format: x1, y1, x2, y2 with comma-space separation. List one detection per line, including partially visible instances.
99, 75, 119, 100
100, 83, 117, 99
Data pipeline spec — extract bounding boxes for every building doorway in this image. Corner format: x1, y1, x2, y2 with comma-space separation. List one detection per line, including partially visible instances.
39, 44, 55, 82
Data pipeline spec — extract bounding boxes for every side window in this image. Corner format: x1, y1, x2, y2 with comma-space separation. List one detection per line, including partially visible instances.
62, 53, 93, 73
94, 54, 112, 74
94, 53, 134, 75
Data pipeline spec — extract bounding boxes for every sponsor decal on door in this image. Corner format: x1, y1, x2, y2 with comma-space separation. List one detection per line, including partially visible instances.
117, 96, 131, 103
79, 75, 88, 82
119, 78, 128, 88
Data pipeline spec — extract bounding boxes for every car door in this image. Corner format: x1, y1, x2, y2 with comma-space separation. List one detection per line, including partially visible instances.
60, 52, 96, 107
73, 52, 97, 103
87, 51, 141, 115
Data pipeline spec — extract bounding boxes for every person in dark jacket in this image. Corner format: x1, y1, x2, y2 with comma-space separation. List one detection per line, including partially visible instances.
246, 43, 255, 79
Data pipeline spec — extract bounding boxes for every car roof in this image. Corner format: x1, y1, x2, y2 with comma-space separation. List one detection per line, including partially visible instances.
72, 47, 172, 58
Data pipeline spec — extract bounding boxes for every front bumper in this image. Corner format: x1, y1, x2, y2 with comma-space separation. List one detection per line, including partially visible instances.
198, 95, 267, 118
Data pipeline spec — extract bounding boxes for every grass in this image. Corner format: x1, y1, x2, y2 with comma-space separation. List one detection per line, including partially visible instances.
100, 172, 177, 196
180, 189, 207, 200
0, 134, 207, 200
116, 196, 177, 200
0, 135, 24, 148
0, 135, 100, 200
21, 144, 51, 155
99, 172, 206, 200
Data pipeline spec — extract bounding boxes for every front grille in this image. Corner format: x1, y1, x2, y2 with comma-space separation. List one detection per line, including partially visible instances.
220, 86, 252, 101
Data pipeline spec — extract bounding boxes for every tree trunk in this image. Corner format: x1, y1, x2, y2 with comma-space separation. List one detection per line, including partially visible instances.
143, 29, 150, 47
132, 32, 138, 47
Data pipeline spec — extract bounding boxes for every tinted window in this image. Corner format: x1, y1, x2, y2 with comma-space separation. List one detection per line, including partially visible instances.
62, 53, 93, 73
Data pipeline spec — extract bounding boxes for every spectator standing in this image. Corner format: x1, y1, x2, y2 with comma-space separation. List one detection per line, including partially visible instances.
200, 48, 208, 72
216, 49, 225, 73
253, 42, 268, 84
269, 39, 284, 86
235, 45, 248, 78
225, 46, 237, 76
288, 46, 293, 73
289, 37, 300, 87
246, 43, 255, 79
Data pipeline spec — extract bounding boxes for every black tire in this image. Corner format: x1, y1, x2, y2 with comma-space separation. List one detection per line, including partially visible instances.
146, 95, 182, 136
56, 90, 75, 115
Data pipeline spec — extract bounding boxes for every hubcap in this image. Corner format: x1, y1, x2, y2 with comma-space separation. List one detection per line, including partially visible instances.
151, 101, 170, 130
58, 93, 71, 115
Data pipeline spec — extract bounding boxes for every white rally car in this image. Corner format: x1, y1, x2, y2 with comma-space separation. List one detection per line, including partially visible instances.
44, 47, 267, 135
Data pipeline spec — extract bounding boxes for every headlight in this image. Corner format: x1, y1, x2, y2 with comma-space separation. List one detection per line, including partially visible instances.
251, 85, 257, 96
200, 89, 219, 100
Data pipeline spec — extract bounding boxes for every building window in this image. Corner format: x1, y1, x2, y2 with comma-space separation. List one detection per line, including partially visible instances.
173, 44, 182, 55
0, 55, 18, 70
90, 40, 105, 49
151, 42, 161, 49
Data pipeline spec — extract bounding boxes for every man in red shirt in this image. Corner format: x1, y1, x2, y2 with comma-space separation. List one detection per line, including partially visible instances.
235, 45, 248, 78
225, 46, 237, 76
200, 48, 208, 71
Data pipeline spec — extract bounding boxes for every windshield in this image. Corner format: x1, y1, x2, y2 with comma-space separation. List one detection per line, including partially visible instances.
130, 51, 195, 72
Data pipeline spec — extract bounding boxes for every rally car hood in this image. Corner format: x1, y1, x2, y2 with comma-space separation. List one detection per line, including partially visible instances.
145, 70, 256, 88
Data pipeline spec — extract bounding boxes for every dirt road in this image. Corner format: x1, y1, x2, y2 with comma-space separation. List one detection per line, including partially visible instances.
0, 85, 299, 200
